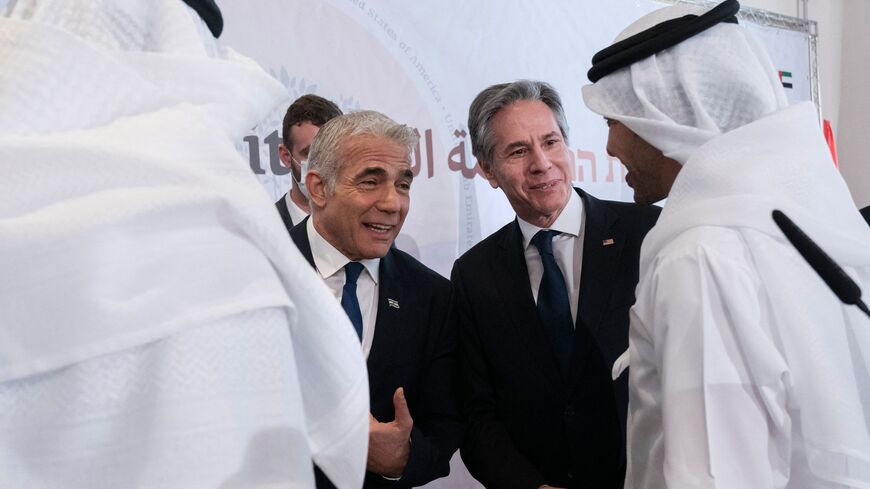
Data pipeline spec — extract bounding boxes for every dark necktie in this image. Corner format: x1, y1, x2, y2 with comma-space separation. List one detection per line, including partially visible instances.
341, 262, 365, 341
531, 229, 574, 373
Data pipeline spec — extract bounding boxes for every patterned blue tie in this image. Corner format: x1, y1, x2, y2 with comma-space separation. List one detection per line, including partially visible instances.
341, 262, 365, 341
531, 230, 574, 373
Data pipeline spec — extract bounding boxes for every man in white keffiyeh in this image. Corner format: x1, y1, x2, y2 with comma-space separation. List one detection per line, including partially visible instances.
583, 1, 870, 488
0, 1, 368, 487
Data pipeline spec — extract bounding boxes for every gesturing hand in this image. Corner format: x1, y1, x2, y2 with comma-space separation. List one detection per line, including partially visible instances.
367, 387, 413, 478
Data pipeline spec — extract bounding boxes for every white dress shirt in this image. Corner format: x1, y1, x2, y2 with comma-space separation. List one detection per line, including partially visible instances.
517, 189, 585, 324
307, 218, 379, 358
285, 192, 309, 227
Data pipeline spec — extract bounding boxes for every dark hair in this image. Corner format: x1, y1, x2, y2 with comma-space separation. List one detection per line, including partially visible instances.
468, 80, 569, 169
281, 94, 343, 149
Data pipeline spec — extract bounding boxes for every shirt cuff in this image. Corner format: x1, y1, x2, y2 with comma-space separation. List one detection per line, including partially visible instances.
379, 436, 412, 481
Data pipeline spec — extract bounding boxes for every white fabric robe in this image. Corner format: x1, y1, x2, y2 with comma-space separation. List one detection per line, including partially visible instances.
626, 102, 870, 489
0, 1, 369, 487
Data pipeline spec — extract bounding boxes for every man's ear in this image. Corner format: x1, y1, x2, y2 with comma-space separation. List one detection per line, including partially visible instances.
278, 144, 292, 168
480, 161, 500, 189
306, 170, 328, 208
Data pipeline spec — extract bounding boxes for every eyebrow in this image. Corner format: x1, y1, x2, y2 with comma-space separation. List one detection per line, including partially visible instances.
540, 131, 561, 141
502, 140, 530, 155
354, 166, 414, 182
356, 167, 387, 179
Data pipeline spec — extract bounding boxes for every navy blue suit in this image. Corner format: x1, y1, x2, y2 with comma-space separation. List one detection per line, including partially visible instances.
290, 218, 463, 489
453, 188, 659, 489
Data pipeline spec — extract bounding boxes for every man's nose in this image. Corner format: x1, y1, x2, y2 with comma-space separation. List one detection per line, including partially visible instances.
376, 184, 402, 213
528, 145, 552, 173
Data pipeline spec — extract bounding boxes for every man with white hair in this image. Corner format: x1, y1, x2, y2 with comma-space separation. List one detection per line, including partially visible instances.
288, 110, 463, 489
582, 1, 870, 488
0, 1, 368, 487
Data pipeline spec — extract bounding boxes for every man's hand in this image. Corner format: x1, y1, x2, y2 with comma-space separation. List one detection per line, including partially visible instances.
367, 387, 413, 478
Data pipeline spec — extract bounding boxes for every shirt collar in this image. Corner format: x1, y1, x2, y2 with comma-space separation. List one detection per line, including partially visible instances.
517, 188, 584, 250
306, 217, 380, 284
285, 193, 309, 227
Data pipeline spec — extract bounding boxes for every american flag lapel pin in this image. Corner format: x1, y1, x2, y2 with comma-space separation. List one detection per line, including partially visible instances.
602, 238, 615, 246
388, 298, 400, 309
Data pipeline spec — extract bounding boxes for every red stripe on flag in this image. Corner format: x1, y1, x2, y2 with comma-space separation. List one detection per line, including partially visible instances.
823, 119, 839, 168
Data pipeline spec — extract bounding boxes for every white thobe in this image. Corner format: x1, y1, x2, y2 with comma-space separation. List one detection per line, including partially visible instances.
0, 1, 369, 487
625, 103, 870, 489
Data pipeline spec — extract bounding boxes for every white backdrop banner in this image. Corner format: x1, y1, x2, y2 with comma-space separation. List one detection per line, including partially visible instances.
222, 0, 813, 279
220, 2, 814, 487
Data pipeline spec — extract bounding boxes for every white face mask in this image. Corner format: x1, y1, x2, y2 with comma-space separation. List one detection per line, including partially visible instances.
291, 157, 310, 199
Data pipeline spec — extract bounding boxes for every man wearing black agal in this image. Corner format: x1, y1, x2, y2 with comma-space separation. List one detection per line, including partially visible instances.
453, 80, 659, 489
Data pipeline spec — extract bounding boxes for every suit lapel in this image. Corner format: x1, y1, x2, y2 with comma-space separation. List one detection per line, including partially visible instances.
289, 216, 316, 268
491, 220, 566, 395
574, 188, 624, 363
275, 193, 294, 234
367, 249, 405, 367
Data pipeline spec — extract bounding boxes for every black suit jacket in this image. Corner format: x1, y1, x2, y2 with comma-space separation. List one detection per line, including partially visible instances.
452, 188, 659, 489
290, 218, 463, 489
275, 193, 295, 234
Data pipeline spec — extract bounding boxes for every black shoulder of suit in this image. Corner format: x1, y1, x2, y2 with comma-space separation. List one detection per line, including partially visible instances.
389, 247, 451, 287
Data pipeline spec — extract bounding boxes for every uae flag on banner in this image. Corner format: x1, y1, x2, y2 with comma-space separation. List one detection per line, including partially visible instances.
778, 70, 793, 89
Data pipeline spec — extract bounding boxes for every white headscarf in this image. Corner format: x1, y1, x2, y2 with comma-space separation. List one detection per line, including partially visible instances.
584, 3, 870, 487
582, 3, 789, 165
0, 1, 368, 487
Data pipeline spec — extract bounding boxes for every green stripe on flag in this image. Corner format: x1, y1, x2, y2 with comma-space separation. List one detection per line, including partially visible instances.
779, 70, 793, 89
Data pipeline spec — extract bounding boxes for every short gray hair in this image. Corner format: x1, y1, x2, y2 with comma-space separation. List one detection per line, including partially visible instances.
468, 80, 569, 168
308, 110, 419, 191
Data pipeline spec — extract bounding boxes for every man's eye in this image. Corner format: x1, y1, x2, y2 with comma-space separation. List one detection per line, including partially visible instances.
360, 180, 377, 188
545, 139, 559, 146
510, 148, 527, 157
397, 182, 412, 192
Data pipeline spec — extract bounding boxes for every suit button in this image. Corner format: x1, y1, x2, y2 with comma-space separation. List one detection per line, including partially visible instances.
564, 406, 576, 417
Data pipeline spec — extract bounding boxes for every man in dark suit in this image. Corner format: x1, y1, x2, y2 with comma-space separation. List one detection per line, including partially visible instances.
289, 110, 463, 488
861, 205, 870, 227
453, 80, 660, 489
274, 94, 342, 232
